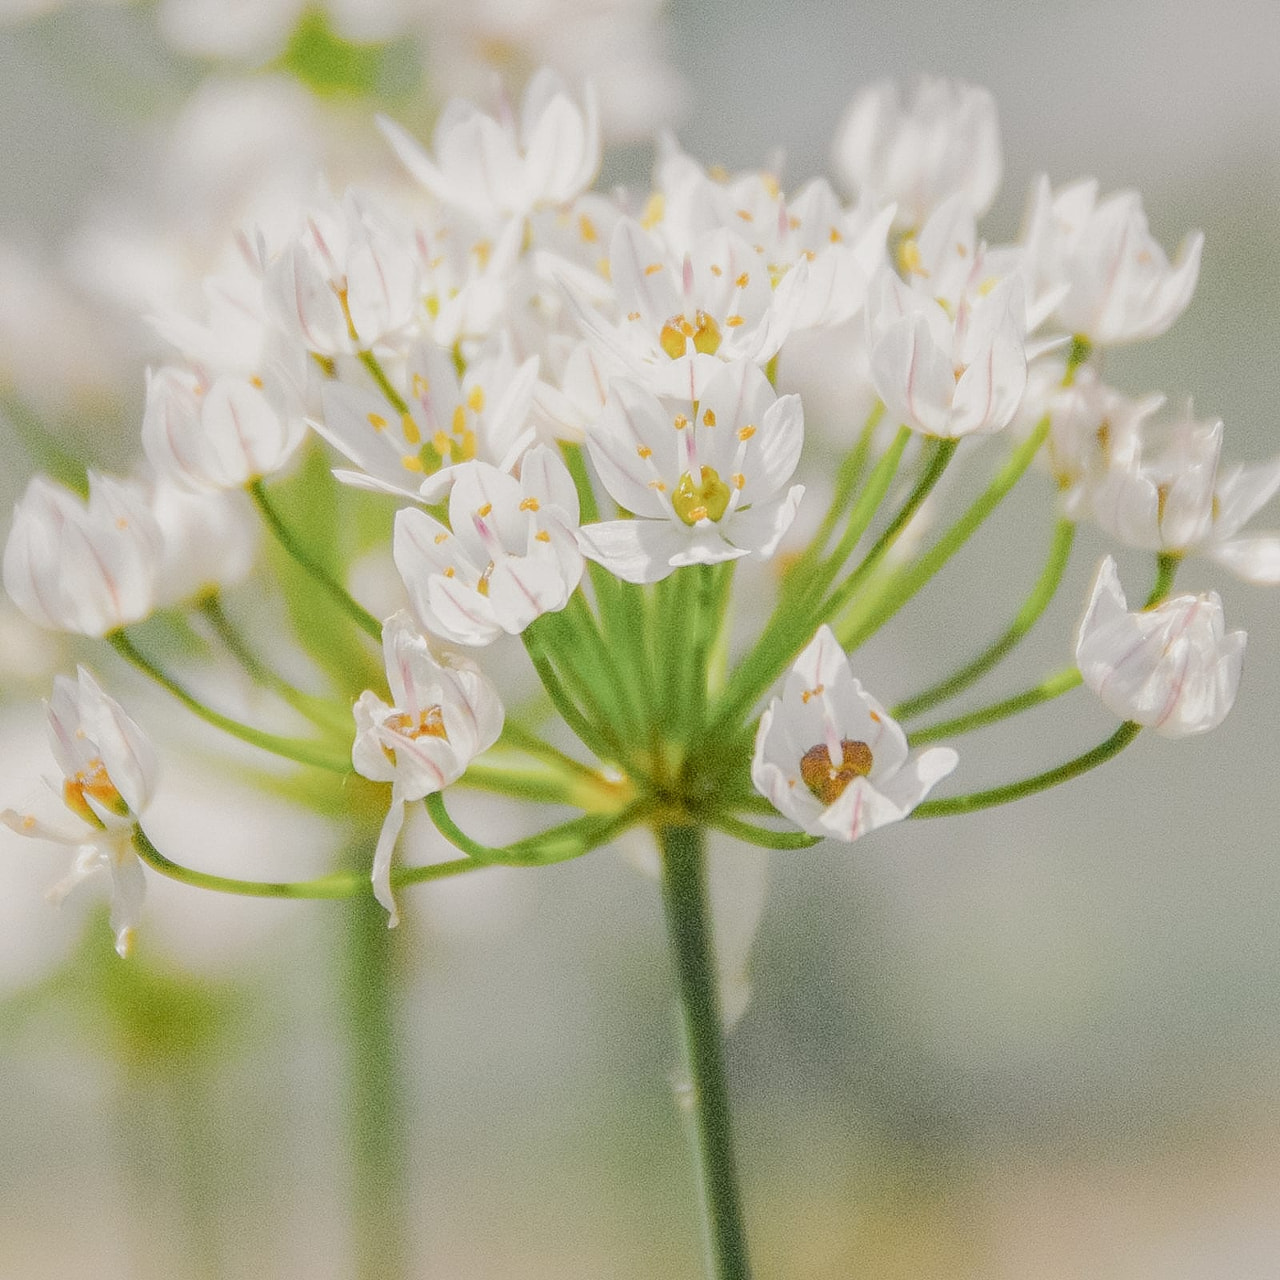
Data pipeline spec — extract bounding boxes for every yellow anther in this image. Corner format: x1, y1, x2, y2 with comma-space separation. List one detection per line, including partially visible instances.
597, 258, 612, 279
735, 272, 750, 288
21, 814, 35, 829
977, 276, 998, 297
249, 374, 264, 388
709, 264, 723, 277
897, 237, 928, 277
802, 249, 816, 262
115, 517, 129, 530
829, 226, 844, 244
732, 472, 745, 489
535, 529, 551, 543
637, 445, 653, 459
578, 213, 598, 243
476, 561, 495, 596
434, 532, 449, 545
627, 310, 642, 322
63, 758, 126, 825
703, 409, 717, 426
956, 241, 969, 258
673, 414, 689, 430
736, 209, 753, 222
402, 454, 424, 472
412, 373, 429, 398
762, 173, 780, 198
801, 684, 824, 704
519, 497, 540, 511
641, 192, 665, 228
787, 215, 802, 230
424, 294, 441, 319
401, 414, 421, 445
644, 262, 664, 276
444, 566, 456, 578
726, 314, 745, 327
467, 385, 485, 413
649, 479, 667, 492
672, 466, 731, 525
737, 424, 756, 441
367, 412, 388, 431
472, 239, 492, 268
433, 430, 453, 457
799, 739, 874, 806
709, 164, 729, 182
477, 503, 492, 518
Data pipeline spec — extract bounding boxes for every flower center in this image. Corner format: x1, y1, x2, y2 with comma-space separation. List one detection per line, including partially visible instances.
672, 467, 731, 525
63, 757, 127, 826
387, 706, 448, 740
799, 739, 874, 806
659, 310, 722, 360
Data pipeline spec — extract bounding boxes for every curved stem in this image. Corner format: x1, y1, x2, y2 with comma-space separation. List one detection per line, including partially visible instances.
424, 791, 641, 865
908, 667, 1083, 744
706, 428, 914, 742
358, 349, 411, 415
110, 631, 351, 774
911, 721, 1142, 817
711, 813, 821, 850
133, 825, 481, 899
894, 518, 1076, 720
133, 826, 359, 897
250, 480, 381, 640
840, 414, 1051, 650
819, 435, 958, 620
657, 823, 753, 1280
199, 595, 352, 735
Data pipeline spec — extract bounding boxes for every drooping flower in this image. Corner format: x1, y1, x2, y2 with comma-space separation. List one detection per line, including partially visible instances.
1022, 177, 1203, 346
579, 359, 804, 582
1087, 409, 1280, 583
831, 76, 1002, 231
3, 473, 162, 637
379, 69, 601, 222
752, 626, 958, 840
1, 668, 157, 957
1075, 557, 1245, 737
352, 612, 505, 924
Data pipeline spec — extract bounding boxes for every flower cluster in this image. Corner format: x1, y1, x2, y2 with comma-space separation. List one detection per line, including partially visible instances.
3, 71, 1273, 953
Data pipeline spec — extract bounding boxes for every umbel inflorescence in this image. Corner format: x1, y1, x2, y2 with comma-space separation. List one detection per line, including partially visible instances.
3, 72, 1275, 955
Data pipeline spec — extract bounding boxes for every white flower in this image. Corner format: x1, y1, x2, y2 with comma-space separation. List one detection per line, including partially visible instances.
562, 215, 810, 400
352, 612, 504, 925
751, 626, 957, 841
1024, 177, 1203, 346
864, 267, 1027, 438
142, 363, 305, 491
3, 473, 162, 637
394, 446, 583, 645
150, 481, 259, 609
1, 668, 157, 957
312, 336, 539, 499
579, 359, 804, 583
1087, 410, 1280, 583
379, 69, 601, 222
1076, 557, 1245, 738
265, 190, 420, 357
652, 137, 895, 330
831, 76, 1001, 231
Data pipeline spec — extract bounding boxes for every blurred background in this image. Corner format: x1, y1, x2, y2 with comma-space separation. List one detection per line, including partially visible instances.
1, 1, 1279, 1276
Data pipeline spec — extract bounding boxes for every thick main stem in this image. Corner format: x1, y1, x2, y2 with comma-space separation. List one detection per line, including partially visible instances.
657, 823, 752, 1280
342, 871, 410, 1280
